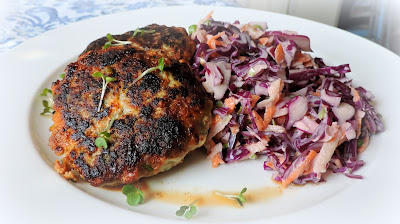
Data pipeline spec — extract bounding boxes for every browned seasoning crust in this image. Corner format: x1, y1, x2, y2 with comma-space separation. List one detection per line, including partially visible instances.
50, 24, 212, 186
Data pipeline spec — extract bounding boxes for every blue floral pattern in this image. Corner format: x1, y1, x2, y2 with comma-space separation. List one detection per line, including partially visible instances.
0, 0, 238, 56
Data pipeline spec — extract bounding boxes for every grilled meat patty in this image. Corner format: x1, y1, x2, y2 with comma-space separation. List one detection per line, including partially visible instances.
50, 25, 212, 186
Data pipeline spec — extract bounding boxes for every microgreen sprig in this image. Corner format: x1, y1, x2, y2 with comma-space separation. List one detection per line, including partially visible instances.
103, 33, 133, 49
215, 188, 247, 206
122, 185, 144, 206
252, 24, 263, 31
318, 107, 326, 120
176, 199, 198, 219
40, 88, 53, 97
60, 73, 65, 79
95, 113, 118, 149
40, 100, 54, 116
40, 88, 54, 116
188, 24, 197, 35
131, 57, 165, 85
92, 71, 116, 112
132, 28, 155, 37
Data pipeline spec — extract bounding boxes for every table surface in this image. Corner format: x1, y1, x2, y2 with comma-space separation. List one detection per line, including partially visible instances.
0, 0, 237, 56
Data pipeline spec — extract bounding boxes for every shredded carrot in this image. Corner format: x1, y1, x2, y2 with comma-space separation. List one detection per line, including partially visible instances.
263, 106, 276, 126
281, 150, 318, 188
258, 37, 269, 46
265, 161, 275, 170
275, 116, 286, 125
207, 31, 226, 49
250, 95, 261, 108
293, 51, 311, 64
252, 110, 266, 131
212, 153, 222, 168
204, 10, 214, 21
352, 88, 361, 102
310, 91, 321, 97
230, 124, 240, 135
237, 56, 247, 61
224, 97, 236, 113
358, 135, 370, 153
212, 114, 222, 126
274, 44, 285, 64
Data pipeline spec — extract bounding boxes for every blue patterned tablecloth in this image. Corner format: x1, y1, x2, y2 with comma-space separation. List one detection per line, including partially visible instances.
0, 0, 238, 56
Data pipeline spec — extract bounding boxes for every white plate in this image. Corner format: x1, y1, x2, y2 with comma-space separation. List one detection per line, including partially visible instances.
1, 6, 399, 224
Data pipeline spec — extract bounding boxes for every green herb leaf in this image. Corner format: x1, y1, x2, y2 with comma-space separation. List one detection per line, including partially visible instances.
127, 192, 141, 206
106, 33, 114, 42
215, 101, 224, 108
237, 187, 247, 204
132, 28, 140, 37
131, 57, 165, 85
60, 73, 65, 79
103, 42, 112, 49
92, 72, 104, 78
40, 99, 54, 116
92, 72, 116, 112
100, 131, 111, 139
188, 24, 197, 35
272, 119, 276, 125
176, 206, 189, 216
95, 137, 108, 149
318, 107, 326, 120
105, 77, 117, 83
158, 57, 165, 72
122, 185, 144, 206
184, 206, 197, 219
357, 139, 364, 148
215, 187, 247, 207
122, 184, 136, 195
176, 200, 197, 219
253, 24, 263, 31
40, 88, 53, 96
142, 164, 154, 172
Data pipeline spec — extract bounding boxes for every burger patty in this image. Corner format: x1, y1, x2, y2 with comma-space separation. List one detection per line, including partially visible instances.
49, 24, 212, 186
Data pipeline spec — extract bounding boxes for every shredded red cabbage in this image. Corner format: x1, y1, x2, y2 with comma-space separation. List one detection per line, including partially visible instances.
191, 17, 384, 187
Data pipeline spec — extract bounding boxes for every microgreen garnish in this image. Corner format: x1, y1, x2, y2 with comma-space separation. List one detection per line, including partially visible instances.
122, 184, 144, 206
92, 71, 116, 112
357, 139, 364, 148
60, 73, 65, 79
103, 33, 133, 49
131, 57, 164, 85
142, 164, 154, 172
215, 100, 224, 108
40, 88, 53, 96
176, 199, 198, 219
95, 113, 118, 149
40, 100, 54, 116
132, 28, 155, 37
40, 88, 54, 116
272, 119, 276, 125
253, 24, 263, 31
188, 24, 197, 35
215, 187, 247, 206
318, 107, 326, 120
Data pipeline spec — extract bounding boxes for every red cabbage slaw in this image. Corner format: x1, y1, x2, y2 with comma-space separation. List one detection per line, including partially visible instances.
190, 14, 384, 187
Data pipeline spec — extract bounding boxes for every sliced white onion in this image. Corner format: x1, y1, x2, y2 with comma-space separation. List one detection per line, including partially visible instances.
293, 116, 319, 134
332, 102, 355, 124
321, 89, 341, 107
286, 96, 308, 129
